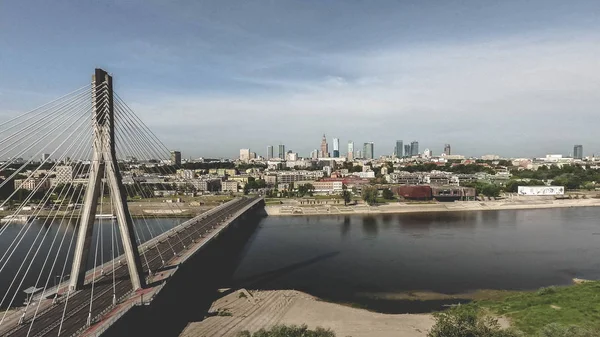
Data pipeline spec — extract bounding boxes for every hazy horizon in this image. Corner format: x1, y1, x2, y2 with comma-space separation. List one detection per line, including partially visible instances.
2, 1, 599, 158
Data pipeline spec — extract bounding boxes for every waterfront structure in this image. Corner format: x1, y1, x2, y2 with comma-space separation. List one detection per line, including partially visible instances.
363, 142, 374, 160
332, 138, 340, 158
574, 145, 583, 159
320, 134, 329, 157
395, 140, 403, 158
347, 141, 354, 160
518, 186, 564, 196
239, 149, 250, 162
410, 141, 419, 156
267, 145, 274, 159
170, 150, 182, 166
444, 144, 451, 156
278, 144, 285, 159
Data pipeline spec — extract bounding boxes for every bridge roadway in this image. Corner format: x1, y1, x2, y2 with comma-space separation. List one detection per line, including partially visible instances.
4, 196, 259, 337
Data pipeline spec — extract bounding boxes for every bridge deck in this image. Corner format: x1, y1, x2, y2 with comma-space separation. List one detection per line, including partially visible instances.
0, 196, 262, 337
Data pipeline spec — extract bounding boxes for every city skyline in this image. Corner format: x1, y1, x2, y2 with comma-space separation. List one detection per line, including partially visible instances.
2, 1, 600, 158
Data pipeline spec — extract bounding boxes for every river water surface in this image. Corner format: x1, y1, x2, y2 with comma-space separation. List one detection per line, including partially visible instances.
232, 207, 600, 313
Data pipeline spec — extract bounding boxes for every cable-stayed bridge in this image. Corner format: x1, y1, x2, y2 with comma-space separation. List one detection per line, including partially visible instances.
0, 69, 263, 336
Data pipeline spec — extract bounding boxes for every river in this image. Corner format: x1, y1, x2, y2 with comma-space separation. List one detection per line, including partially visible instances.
231, 207, 600, 313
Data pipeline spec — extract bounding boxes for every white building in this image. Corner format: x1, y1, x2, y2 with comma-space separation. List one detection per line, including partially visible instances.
239, 149, 250, 162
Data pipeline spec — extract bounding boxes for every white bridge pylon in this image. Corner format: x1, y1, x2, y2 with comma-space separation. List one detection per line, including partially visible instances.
69, 69, 145, 291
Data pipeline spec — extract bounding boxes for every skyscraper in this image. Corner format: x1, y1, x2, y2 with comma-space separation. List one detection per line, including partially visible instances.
278, 144, 285, 159
410, 141, 419, 156
310, 149, 318, 159
347, 141, 354, 160
332, 138, 340, 158
395, 140, 403, 158
170, 150, 181, 166
267, 145, 274, 160
444, 144, 451, 156
574, 145, 583, 159
363, 142, 374, 160
404, 145, 411, 157
320, 134, 329, 157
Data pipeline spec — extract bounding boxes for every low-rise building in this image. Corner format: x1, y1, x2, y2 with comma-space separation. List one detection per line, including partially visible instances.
221, 180, 238, 192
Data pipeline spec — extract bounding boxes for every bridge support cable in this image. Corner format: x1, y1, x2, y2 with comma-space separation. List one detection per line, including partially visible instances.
0, 92, 96, 217
0, 87, 94, 167
112, 121, 177, 260
0, 109, 95, 290
113, 99, 190, 249
0, 117, 95, 326
24, 166, 91, 335
113, 103, 189, 251
0, 84, 90, 130
0, 101, 97, 270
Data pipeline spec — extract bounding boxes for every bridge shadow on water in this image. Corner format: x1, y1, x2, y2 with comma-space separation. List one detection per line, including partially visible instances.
103, 212, 265, 337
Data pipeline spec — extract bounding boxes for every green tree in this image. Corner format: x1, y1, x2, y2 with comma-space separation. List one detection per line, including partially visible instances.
382, 188, 394, 200
361, 186, 378, 205
341, 184, 351, 205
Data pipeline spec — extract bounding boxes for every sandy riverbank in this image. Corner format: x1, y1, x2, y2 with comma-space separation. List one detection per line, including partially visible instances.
180, 289, 435, 337
265, 197, 600, 216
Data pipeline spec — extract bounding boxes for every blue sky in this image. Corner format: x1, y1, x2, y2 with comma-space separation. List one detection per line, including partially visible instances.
1, 0, 600, 158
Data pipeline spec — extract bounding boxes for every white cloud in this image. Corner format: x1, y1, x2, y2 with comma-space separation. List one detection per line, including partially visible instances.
125, 30, 600, 158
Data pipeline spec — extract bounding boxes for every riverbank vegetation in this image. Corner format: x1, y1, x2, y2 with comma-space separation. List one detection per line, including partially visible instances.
440, 281, 600, 336
237, 324, 335, 337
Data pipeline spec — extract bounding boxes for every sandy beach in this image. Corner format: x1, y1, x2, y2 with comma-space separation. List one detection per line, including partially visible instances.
265, 196, 600, 216
180, 289, 436, 337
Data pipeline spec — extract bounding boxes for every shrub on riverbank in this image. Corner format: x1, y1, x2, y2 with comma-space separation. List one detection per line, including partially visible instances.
237, 324, 335, 337
428, 308, 523, 337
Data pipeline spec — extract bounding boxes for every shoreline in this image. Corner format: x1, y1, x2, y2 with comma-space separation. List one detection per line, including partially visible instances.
265, 197, 600, 216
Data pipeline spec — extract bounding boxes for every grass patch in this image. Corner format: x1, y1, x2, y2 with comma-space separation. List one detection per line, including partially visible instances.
455, 282, 600, 335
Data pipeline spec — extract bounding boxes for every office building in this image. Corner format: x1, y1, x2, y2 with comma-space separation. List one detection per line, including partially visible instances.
170, 150, 182, 166
267, 145, 274, 160
310, 149, 318, 159
410, 141, 419, 156
239, 149, 250, 162
444, 144, 451, 156
41, 153, 50, 162
320, 134, 329, 157
278, 144, 285, 160
347, 141, 354, 160
332, 138, 340, 158
404, 144, 411, 157
395, 140, 403, 158
573, 145, 583, 159
356, 150, 363, 159
363, 142, 374, 160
